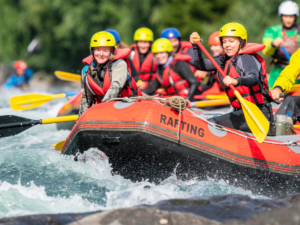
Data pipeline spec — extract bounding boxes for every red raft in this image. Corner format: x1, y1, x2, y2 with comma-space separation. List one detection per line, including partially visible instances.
56, 92, 81, 130
61, 100, 300, 197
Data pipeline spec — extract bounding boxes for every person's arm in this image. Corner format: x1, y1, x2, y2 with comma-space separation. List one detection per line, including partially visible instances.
262, 25, 282, 56
78, 66, 93, 117
184, 48, 195, 66
234, 54, 260, 87
102, 60, 128, 102
24, 68, 34, 78
129, 58, 140, 82
273, 48, 300, 94
192, 44, 220, 71
143, 78, 160, 95
173, 61, 199, 100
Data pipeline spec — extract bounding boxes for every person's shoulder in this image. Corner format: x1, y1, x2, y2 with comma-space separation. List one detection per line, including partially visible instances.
81, 65, 89, 76
264, 24, 282, 34
112, 59, 127, 68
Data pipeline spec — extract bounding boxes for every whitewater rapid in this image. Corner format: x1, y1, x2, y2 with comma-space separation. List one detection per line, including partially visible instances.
0, 89, 265, 218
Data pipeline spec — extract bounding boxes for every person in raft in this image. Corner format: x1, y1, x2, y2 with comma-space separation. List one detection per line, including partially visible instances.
142, 38, 199, 101
4, 60, 34, 90
190, 23, 275, 134
197, 31, 224, 93
78, 31, 142, 117
130, 27, 157, 90
271, 48, 300, 123
262, 0, 300, 88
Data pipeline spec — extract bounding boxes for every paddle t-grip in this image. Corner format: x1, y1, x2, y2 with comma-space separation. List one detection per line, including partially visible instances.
279, 93, 286, 98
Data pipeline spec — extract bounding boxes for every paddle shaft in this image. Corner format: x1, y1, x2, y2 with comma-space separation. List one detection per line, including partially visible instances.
0, 119, 41, 129
281, 46, 291, 61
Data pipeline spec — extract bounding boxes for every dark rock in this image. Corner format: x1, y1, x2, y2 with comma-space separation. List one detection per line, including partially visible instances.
68, 207, 220, 225
147, 193, 300, 222
0, 211, 100, 225
225, 203, 300, 225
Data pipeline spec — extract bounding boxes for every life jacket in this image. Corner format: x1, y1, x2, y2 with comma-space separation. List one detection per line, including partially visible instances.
218, 43, 271, 109
273, 25, 300, 67
83, 48, 142, 103
156, 54, 192, 98
177, 41, 197, 73
130, 44, 157, 84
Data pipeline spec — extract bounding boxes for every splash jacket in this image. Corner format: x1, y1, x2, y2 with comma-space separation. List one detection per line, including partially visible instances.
130, 44, 157, 86
79, 49, 142, 116
144, 54, 199, 100
193, 43, 275, 134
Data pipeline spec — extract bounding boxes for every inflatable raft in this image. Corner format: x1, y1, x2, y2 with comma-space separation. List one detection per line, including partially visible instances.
56, 92, 81, 130
61, 99, 300, 197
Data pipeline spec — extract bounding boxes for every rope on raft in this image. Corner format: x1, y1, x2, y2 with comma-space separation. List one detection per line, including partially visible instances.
107, 96, 299, 146
127, 95, 188, 140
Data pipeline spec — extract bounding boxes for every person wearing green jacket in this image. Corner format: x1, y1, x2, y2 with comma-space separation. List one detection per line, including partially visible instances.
262, 0, 300, 88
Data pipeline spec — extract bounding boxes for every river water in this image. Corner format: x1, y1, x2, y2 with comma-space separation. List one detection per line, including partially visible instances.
0, 89, 265, 218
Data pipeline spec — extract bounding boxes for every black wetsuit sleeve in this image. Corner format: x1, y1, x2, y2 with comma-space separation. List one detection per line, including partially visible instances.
173, 61, 199, 100
235, 55, 260, 87
143, 78, 160, 95
129, 58, 139, 82
185, 48, 195, 66
192, 44, 221, 71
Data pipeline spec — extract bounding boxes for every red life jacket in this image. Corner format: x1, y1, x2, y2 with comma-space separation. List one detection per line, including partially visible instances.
130, 44, 157, 84
83, 48, 142, 103
178, 41, 196, 73
218, 43, 270, 109
156, 54, 193, 98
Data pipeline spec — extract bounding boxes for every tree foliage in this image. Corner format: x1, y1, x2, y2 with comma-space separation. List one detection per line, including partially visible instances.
0, 0, 294, 73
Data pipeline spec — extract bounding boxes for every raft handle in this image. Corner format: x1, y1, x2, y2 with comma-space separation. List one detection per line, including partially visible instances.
213, 124, 225, 131
102, 136, 120, 143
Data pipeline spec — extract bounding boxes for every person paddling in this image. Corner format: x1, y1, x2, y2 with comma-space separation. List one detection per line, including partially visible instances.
262, 0, 300, 88
190, 23, 274, 134
130, 27, 157, 91
142, 38, 199, 101
79, 31, 142, 117
4, 60, 34, 90
197, 31, 224, 93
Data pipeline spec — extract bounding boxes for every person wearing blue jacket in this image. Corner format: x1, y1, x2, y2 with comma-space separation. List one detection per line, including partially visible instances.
4, 61, 34, 89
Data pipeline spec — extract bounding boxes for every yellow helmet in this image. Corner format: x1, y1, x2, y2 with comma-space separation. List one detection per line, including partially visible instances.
219, 23, 247, 43
90, 31, 116, 49
134, 27, 154, 42
152, 38, 173, 53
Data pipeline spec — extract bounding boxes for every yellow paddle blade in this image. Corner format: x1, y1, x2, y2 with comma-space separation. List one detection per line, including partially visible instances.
42, 115, 78, 124
192, 99, 230, 108
234, 90, 269, 143
289, 84, 300, 93
51, 140, 65, 152
10, 93, 66, 111
206, 94, 228, 100
55, 71, 81, 82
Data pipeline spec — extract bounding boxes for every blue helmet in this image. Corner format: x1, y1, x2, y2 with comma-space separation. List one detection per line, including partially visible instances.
104, 29, 121, 43
160, 28, 181, 39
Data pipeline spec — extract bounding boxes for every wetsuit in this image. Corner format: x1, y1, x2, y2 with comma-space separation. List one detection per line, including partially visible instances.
263, 23, 300, 87
143, 57, 199, 101
193, 44, 273, 133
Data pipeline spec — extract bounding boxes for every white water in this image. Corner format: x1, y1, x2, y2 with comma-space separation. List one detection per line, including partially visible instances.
0, 89, 264, 218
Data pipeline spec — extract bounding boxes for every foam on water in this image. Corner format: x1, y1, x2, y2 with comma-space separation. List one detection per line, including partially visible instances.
0, 89, 265, 218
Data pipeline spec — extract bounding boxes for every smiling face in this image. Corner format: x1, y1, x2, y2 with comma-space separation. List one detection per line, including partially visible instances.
169, 38, 180, 53
210, 45, 224, 57
137, 41, 151, 54
282, 15, 296, 28
155, 52, 169, 65
93, 46, 112, 65
221, 36, 241, 57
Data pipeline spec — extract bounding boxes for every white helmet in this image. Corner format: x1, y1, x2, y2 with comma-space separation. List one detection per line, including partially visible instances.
278, 1, 299, 16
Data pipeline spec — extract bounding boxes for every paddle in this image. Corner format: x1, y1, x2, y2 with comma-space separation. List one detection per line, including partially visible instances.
196, 40, 269, 143
51, 140, 66, 151
0, 115, 78, 138
206, 94, 228, 100
190, 99, 230, 108
55, 71, 81, 82
10, 92, 79, 111
281, 46, 291, 61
